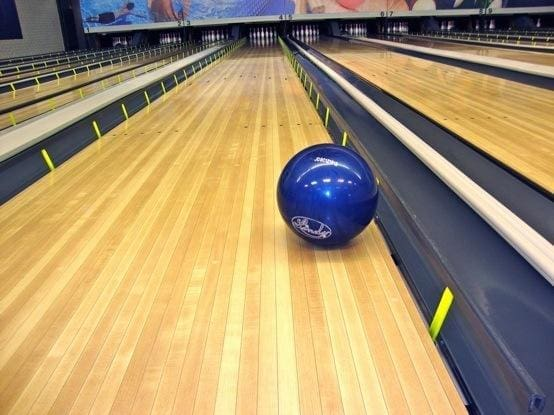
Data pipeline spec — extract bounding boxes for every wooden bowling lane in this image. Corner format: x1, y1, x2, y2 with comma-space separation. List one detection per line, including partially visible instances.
0, 53, 188, 130
0, 46, 466, 414
316, 39, 554, 194
396, 36, 554, 66
0, 61, 133, 111
0, 57, 114, 84
0, 50, 181, 114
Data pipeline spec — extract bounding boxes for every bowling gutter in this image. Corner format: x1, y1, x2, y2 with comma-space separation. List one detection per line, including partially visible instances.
290, 38, 553, 285
306, 38, 554, 234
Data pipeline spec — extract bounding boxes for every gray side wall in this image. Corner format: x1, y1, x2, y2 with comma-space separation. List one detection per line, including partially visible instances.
0, 0, 64, 59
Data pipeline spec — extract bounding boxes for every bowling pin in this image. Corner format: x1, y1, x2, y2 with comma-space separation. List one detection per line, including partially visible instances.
537, 18, 541, 28
489, 19, 495, 30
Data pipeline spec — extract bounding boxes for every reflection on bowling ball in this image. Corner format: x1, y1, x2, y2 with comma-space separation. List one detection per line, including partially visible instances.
277, 144, 379, 246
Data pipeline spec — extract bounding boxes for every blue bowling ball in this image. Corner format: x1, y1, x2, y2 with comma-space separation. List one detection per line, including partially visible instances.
277, 144, 379, 246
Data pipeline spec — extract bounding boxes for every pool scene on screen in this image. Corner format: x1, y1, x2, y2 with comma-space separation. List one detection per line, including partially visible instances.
80, 0, 554, 28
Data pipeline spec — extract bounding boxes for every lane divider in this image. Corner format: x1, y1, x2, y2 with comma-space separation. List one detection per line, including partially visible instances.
121, 103, 129, 120
92, 120, 102, 139
41, 149, 55, 171
429, 287, 454, 342
341, 131, 348, 147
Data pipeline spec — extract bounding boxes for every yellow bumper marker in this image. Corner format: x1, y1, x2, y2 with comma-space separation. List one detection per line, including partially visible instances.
341, 131, 348, 146
144, 90, 150, 105
429, 287, 454, 341
161, 81, 166, 95
121, 103, 129, 120
79, 88, 84, 98
324, 107, 330, 127
92, 120, 102, 139
9, 113, 17, 126
173, 74, 179, 85
316, 93, 320, 110
10, 83, 16, 92
41, 149, 55, 171
117, 74, 122, 83
309, 81, 313, 98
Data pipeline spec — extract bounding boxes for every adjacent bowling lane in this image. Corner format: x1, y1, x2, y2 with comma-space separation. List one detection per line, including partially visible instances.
0, 49, 196, 131
315, 39, 554, 193
389, 36, 554, 66
0, 46, 465, 414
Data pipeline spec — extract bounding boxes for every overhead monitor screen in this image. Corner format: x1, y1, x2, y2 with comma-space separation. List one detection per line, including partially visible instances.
0, 0, 23, 39
80, 0, 554, 28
